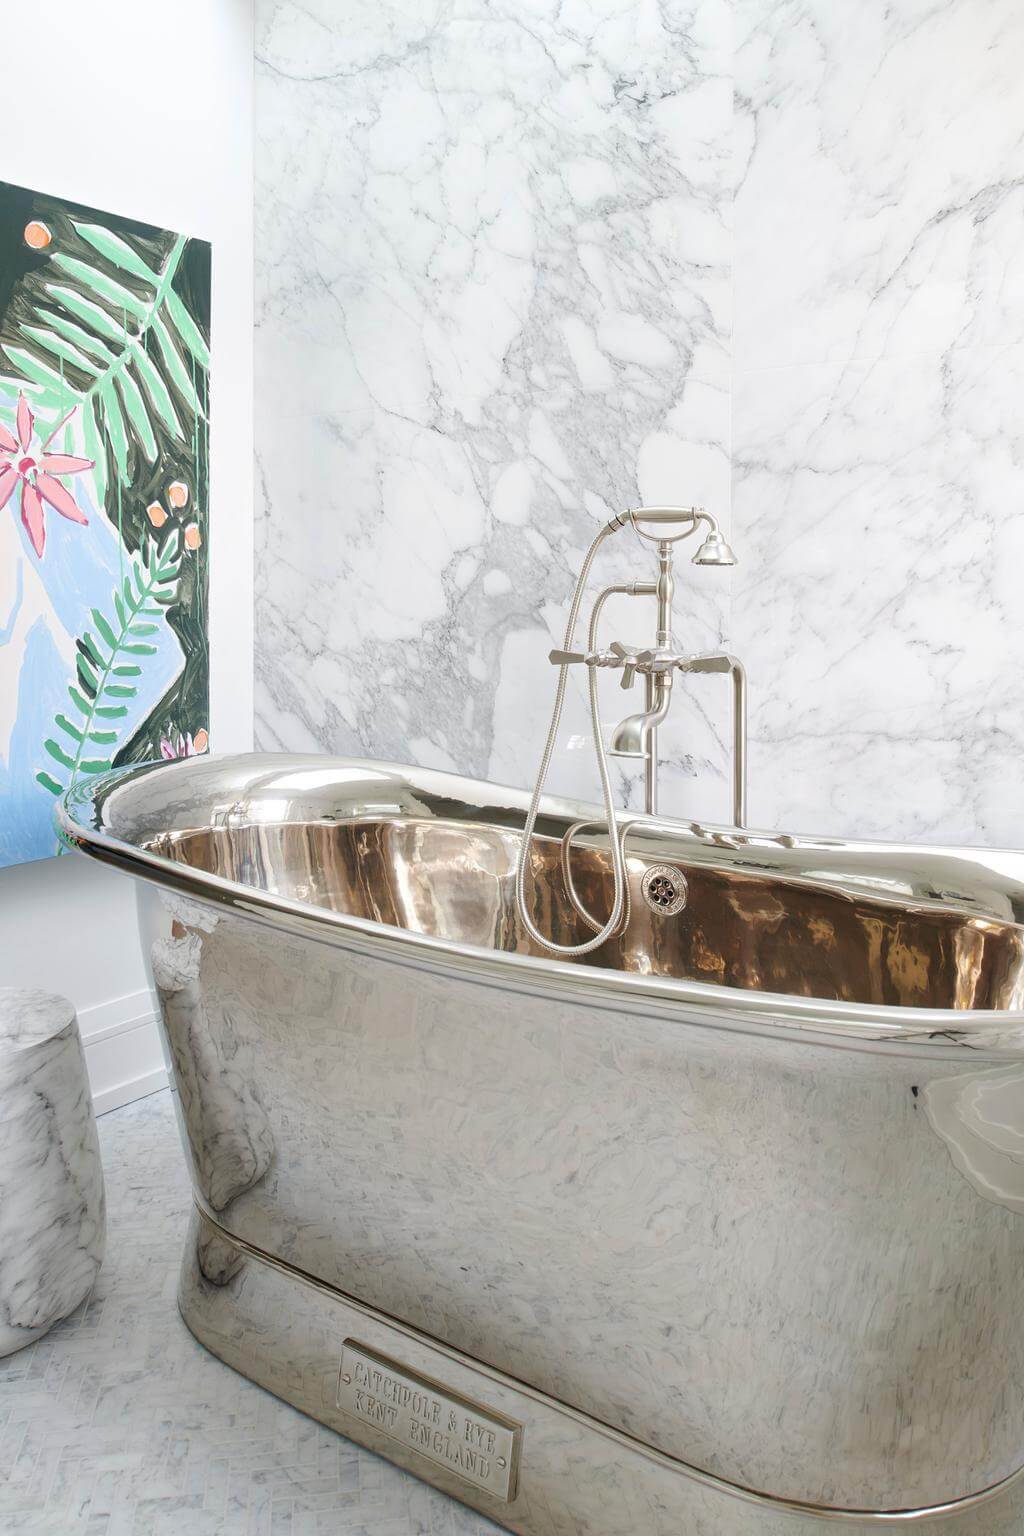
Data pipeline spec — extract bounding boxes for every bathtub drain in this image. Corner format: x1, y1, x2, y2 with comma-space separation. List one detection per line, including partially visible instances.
640, 865, 688, 916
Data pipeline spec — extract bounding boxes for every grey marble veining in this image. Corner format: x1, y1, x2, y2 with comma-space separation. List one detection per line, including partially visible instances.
0, 989, 105, 1358
0, 989, 75, 1049
732, 342, 1024, 843
254, 0, 735, 821
731, 0, 1024, 843
733, 0, 1024, 371
254, 0, 1024, 848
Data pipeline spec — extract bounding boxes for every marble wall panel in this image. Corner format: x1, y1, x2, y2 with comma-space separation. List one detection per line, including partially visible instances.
732, 0, 1024, 842
255, 0, 1024, 843
255, 0, 736, 817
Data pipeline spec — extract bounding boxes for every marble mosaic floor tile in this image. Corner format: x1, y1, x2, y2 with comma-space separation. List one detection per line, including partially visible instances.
0, 1091, 501, 1536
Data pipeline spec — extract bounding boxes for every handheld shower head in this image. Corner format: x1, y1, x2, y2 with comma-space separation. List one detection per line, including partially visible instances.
614, 506, 738, 566
692, 529, 737, 566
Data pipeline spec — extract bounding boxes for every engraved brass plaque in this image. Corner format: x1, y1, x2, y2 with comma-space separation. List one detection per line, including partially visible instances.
337, 1340, 521, 1503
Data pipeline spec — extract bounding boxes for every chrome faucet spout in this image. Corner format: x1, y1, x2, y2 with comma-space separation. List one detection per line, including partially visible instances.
609, 675, 673, 758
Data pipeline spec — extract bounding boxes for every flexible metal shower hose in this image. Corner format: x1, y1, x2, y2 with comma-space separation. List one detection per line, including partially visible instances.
514, 522, 633, 956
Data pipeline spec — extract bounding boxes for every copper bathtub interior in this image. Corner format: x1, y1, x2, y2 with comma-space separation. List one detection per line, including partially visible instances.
147, 817, 1024, 1010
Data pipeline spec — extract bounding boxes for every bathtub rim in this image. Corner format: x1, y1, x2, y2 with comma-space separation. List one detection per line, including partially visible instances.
57, 752, 1024, 1058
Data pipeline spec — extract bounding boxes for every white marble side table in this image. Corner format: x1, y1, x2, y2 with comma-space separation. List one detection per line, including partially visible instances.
0, 988, 106, 1356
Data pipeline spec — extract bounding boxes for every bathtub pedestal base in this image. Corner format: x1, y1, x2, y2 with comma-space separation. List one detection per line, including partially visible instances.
178, 1207, 1024, 1536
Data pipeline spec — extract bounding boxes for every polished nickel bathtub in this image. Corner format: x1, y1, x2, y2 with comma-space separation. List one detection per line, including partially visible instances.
59, 754, 1024, 1534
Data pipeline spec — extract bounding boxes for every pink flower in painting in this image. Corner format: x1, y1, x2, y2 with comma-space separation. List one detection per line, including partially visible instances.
160, 727, 209, 761
0, 393, 93, 557
160, 734, 193, 760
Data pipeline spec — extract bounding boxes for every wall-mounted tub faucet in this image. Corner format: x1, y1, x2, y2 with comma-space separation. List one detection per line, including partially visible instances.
515, 505, 746, 956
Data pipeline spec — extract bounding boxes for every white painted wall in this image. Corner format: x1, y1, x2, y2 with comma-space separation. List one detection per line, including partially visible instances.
0, 0, 254, 1111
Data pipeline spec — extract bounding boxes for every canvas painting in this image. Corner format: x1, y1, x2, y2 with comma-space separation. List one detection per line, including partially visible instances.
0, 181, 210, 868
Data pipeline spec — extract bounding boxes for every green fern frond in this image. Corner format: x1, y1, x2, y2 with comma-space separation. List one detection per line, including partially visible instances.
50, 253, 149, 321
36, 532, 182, 799
19, 324, 102, 377
33, 305, 117, 365
8, 228, 207, 495
1, 346, 66, 393
74, 222, 159, 284
151, 312, 202, 415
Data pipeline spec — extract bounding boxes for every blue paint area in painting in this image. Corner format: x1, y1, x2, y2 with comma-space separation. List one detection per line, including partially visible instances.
0, 618, 64, 866
41, 475, 115, 633
0, 418, 186, 868
0, 560, 23, 643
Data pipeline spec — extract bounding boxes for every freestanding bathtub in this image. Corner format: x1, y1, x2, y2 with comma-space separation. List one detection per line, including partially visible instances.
60, 753, 1024, 1534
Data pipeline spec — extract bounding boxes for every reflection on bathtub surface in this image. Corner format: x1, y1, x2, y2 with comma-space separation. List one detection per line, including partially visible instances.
58, 754, 1024, 1527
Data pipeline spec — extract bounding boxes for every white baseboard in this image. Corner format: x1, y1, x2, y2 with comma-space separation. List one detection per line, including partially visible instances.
78, 988, 168, 1116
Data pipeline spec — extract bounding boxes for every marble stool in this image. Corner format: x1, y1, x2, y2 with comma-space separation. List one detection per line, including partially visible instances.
0, 988, 106, 1356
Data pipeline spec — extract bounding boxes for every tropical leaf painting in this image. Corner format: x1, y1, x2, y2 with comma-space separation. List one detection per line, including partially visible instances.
0, 180, 210, 867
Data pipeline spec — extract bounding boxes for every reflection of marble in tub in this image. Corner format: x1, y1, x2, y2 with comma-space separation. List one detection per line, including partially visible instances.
57, 753, 1024, 1525
150, 927, 274, 1212
925, 1066, 1024, 1213
180, 1204, 1024, 1536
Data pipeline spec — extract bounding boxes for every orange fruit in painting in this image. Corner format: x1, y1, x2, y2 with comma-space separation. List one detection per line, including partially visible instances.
146, 501, 168, 527
184, 523, 202, 550
24, 221, 52, 250
167, 481, 189, 509
192, 728, 209, 754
